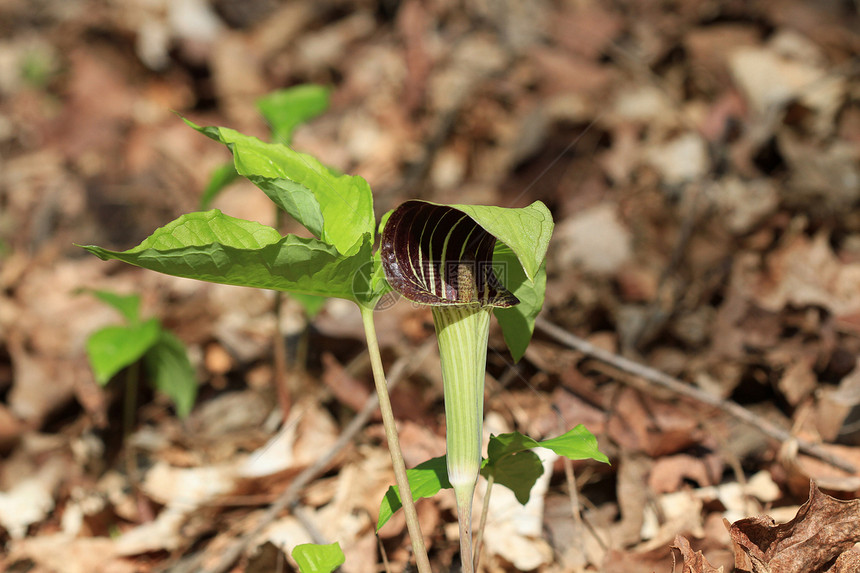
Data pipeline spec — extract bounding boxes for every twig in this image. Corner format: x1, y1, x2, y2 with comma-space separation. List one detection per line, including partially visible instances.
534, 317, 858, 474
198, 339, 436, 573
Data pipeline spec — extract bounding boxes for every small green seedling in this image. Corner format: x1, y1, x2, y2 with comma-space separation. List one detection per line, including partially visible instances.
84, 290, 196, 419
79, 110, 608, 572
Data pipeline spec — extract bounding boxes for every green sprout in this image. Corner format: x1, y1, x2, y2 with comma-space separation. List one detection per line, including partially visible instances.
84, 290, 196, 422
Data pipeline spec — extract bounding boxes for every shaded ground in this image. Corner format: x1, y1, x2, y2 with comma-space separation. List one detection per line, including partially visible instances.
1, 0, 860, 571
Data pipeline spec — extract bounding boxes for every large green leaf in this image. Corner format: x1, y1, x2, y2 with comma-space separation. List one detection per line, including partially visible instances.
291, 542, 344, 573
256, 84, 331, 145
80, 210, 383, 305
145, 331, 197, 418
86, 319, 161, 385
185, 119, 373, 256
448, 201, 553, 282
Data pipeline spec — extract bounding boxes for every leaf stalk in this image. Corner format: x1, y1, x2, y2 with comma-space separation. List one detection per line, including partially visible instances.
360, 305, 431, 573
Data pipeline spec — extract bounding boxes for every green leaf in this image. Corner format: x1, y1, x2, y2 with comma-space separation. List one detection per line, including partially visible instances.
256, 84, 331, 145
291, 542, 344, 573
377, 426, 607, 524
447, 201, 553, 283
377, 456, 450, 531
88, 290, 142, 324
79, 210, 383, 305
481, 432, 545, 505
184, 118, 374, 256
86, 319, 161, 385
482, 449, 543, 505
538, 425, 610, 464
493, 244, 546, 362
145, 331, 197, 418
199, 162, 240, 210
481, 427, 609, 505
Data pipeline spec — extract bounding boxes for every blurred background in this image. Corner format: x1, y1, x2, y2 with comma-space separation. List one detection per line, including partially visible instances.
1, 0, 860, 571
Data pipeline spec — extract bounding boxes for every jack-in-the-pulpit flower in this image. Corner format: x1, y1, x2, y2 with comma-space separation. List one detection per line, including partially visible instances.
381, 200, 521, 571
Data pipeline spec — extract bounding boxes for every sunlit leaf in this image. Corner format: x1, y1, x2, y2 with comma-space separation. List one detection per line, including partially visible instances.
80, 210, 385, 305
185, 118, 373, 256
291, 542, 344, 573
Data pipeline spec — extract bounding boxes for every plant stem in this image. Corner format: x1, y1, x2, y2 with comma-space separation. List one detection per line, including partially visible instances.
455, 487, 475, 573
473, 473, 494, 571
359, 305, 431, 573
432, 304, 492, 573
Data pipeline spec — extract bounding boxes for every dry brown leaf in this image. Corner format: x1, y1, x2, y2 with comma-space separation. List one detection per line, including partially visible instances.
831, 548, 860, 573
729, 482, 860, 573
648, 453, 723, 494
673, 534, 725, 573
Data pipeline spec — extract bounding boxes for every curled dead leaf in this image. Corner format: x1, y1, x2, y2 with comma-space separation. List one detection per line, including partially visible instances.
729, 482, 860, 573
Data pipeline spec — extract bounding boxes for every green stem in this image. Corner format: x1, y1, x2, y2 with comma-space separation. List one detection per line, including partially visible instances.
432, 304, 492, 573
359, 305, 431, 573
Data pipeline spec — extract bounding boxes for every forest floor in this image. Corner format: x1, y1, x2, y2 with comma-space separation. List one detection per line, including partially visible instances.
2, 0, 860, 571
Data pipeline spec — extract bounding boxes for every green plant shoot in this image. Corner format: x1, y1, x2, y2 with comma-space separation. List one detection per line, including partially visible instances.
84, 290, 196, 418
